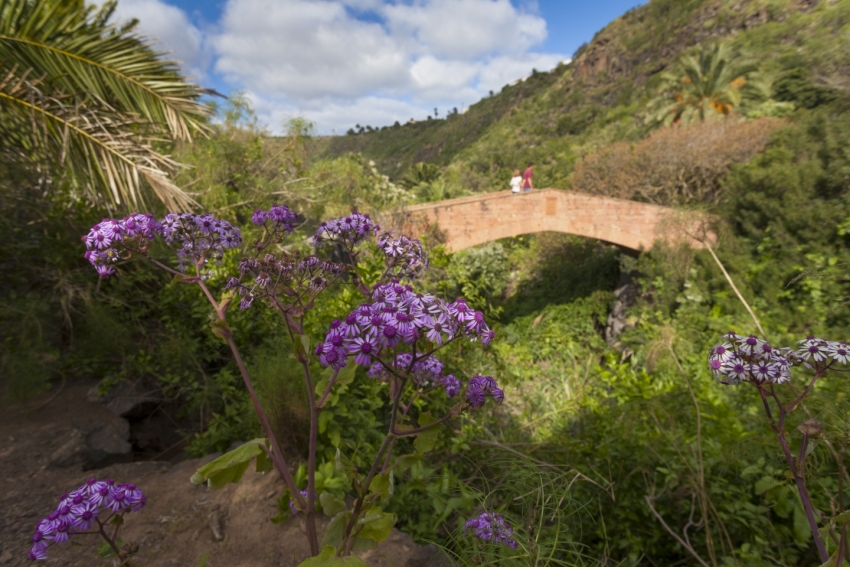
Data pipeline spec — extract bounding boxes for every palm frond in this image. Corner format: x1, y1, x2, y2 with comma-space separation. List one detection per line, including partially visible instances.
0, 0, 210, 141
0, 66, 197, 211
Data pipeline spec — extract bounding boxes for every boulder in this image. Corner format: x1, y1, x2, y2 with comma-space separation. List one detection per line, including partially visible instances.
87, 378, 162, 419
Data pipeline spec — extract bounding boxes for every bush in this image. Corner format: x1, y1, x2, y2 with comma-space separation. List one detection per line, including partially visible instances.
570, 117, 785, 205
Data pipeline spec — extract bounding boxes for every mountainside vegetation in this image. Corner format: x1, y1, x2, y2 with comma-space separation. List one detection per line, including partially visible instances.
5, 0, 850, 565
319, 0, 849, 196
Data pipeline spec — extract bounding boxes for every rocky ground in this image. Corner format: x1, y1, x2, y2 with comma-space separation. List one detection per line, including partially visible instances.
0, 381, 440, 567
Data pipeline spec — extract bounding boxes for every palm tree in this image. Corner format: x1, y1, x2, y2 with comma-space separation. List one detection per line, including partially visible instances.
0, 0, 211, 211
648, 42, 768, 126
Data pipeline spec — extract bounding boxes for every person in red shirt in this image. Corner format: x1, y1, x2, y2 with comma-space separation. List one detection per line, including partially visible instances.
522, 162, 534, 192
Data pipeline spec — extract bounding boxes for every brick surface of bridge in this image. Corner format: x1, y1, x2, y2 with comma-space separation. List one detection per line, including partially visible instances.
387, 189, 710, 252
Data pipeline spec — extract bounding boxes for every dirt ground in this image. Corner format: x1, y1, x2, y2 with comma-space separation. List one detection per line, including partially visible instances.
0, 381, 439, 567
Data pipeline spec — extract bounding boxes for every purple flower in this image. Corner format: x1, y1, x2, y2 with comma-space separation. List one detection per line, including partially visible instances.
798, 336, 829, 363
439, 374, 461, 398
158, 212, 241, 272
827, 341, 850, 364
228, 250, 345, 311
253, 204, 297, 237
464, 511, 518, 547
289, 489, 312, 515
377, 233, 428, 279
313, 212, 379, 248
28, 479, 145, 561
466, 375, 504, 407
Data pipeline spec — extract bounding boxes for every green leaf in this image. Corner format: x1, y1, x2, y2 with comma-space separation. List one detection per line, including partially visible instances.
369, 473, 392, 501
413, 412, 442, 454
351, 536, 378, 552
833, 509, 850, 525
315, 364, 357, 399
335, 449, 361, 489
189, 438, 270, 489
793, 503, 812, 542
297, 546, 369, 567
818, 550, 839, 567
97, 541, 115, 559
321, 512, 351, 549
320, 492, 347, 517
753, 476, 779, 496
394, 453, 421, 472
357, 507, 395, 543
319, 410, 334, 434
335, 363, 357, 388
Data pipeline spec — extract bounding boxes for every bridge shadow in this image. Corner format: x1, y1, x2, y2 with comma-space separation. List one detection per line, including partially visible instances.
498, 233, 622, 324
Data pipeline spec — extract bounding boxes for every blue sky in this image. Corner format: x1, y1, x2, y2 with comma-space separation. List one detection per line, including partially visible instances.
109, 0, 646, 134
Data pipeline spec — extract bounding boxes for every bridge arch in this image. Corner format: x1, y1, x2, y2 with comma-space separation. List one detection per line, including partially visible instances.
387, 189, 711, 253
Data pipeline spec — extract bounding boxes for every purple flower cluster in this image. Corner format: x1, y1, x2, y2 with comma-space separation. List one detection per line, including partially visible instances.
82, 213, 159, 277
466, 376, 504, 407
315, 283, 494, 371
464, 511, 517, 548
367, 353, 460, 398
252, 204, 297, 238
378, 232, 428, 279
709, 333, 850, 385
313, 212, 379, 248
227, 253, 346, 310
28, 479, 145, 561
288, 489, 312, 516
159, 212, 241, 271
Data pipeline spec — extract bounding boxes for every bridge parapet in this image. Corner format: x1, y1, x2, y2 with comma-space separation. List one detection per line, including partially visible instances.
384, 189, 713, 253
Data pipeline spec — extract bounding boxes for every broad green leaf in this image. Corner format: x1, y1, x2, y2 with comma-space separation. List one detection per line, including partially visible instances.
190, 438, 270, 489
818, 550, 839, 567
320, 492, 347, 517
335, 363, 357, 388
297, 546, 369, 567
335, 449, 361, 488
833, 509, 850, 525
358, 507, 395, 543
369, 473, 392, 501
315, 364, 357, 398
413, 412, 442, 454
351, 536, 378, 552
321, 512, 351, 549
329, 428, 342, 448
793, 503, 812, 542
394, 453, 421, 472
753, 476, 779, 496
319, 410, 334, 434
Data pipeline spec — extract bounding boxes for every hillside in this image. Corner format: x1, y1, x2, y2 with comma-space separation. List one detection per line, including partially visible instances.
316, 0, 849, 191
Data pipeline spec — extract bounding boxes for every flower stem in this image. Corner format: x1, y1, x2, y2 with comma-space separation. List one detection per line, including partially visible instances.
759, 385, 829, 562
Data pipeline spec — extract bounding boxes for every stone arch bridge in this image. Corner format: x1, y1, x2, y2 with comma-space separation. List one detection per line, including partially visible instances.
385, 189, 712, 253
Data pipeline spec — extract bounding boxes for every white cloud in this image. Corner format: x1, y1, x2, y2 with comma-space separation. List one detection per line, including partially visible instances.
383, 0, 546, 59
209, 0, 565, 131
247, 93, 434, 135
109, 0, 207, 80
212, 0, 410, 99
109, 0, 566, 134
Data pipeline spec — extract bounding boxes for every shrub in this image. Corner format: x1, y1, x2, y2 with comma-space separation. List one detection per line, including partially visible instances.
569, 117, 784, 205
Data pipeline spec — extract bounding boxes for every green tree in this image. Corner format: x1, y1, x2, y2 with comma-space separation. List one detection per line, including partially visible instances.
0, 0, 210, 210
648, 42, 768, 126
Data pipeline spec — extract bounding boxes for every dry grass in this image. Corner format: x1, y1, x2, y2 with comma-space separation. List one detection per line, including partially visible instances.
569, 117, 785, 205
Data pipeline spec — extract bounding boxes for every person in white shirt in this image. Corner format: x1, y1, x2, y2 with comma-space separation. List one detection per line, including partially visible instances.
509, 169, 522, 194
